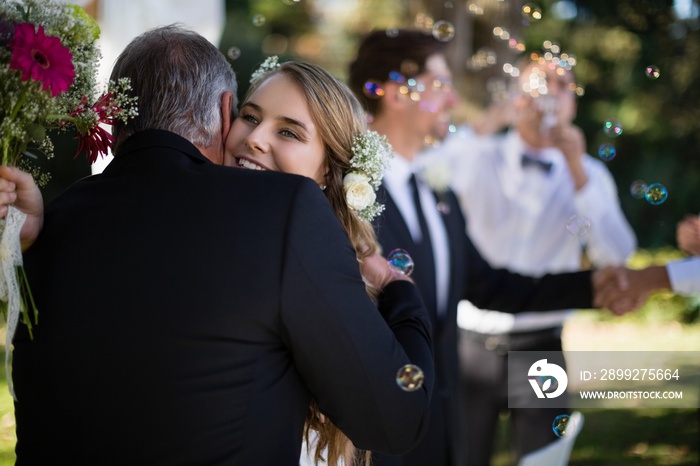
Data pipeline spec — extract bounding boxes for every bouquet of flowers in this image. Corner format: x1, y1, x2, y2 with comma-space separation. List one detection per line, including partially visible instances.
0, 0, 137, 394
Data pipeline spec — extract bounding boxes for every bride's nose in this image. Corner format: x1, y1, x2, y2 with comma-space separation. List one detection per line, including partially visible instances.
244, 128, 270, 154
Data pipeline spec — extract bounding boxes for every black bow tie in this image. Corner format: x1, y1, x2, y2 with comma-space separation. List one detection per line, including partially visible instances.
521, 153, 553, 173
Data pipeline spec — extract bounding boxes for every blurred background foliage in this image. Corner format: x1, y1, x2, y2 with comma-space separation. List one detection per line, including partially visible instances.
221, 0, 700, 326
224, 0, 700, 251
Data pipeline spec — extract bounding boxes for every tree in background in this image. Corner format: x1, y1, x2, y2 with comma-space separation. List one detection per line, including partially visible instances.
222, 0, 699, 248
223, 0, 317, 98
516, 0, 700, 249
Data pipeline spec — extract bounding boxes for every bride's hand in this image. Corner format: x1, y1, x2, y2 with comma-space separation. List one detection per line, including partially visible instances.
0, 166, 44, 250
360, 251, 413, 290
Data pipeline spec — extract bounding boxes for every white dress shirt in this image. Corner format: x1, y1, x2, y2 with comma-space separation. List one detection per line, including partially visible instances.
384, 153, 451, 317
667, 257, 700, 295
421, 127, 637, 333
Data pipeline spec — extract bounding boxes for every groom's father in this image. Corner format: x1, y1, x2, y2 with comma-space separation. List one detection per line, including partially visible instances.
10, 26, 434, 465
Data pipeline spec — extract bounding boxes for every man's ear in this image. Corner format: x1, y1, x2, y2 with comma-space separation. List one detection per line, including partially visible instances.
220, 91, 234, 139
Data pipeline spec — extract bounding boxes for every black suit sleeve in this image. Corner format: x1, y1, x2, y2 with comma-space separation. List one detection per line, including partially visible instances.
463, 229, 594, 312
279, 179, 434, 454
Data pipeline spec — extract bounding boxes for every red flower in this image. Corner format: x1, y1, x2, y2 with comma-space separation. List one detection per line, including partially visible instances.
69, 92, 121, 163
75, 124, 114, 164
9, 23, 75, 97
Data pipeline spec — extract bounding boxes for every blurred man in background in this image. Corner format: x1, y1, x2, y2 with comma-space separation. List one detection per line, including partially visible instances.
424, 53, 637, 465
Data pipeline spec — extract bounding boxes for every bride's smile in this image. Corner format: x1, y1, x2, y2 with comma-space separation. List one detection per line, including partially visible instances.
225, 73, 327, 185
236, 156, 268, 171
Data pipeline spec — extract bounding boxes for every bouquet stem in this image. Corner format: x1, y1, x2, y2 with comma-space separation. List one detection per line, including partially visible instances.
0, 205, 30, 399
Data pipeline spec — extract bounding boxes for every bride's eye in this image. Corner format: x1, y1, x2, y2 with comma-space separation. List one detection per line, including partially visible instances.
241, 113, 259, 125
280, 128, 301, 140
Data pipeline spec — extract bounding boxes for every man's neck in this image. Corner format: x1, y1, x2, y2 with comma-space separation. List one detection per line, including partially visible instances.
197, 137, 225, 165
517, 125, 550, 151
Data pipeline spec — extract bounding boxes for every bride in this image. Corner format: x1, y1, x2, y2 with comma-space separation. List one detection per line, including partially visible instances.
228, 57, 393, 466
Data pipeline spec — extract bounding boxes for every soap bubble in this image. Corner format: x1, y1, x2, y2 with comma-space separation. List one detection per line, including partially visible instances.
603, 119, 623, 138
432, 20, 456, 42
552, 414, 576, 438
598, 144, 617, 161
252, 14, 266, 27
644, 183, 668, 205
629, 180, 648, 199
387, 249, 414, 276
645, 65, 660, 79
566, 215, 591, 237
227, 46, 241, 60
396, 364, 424, 392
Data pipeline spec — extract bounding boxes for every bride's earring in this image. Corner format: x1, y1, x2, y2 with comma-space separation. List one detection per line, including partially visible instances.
319, 168, 329, 191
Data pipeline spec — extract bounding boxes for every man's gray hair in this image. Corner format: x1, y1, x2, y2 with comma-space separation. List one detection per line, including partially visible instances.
110, 24, 238, 152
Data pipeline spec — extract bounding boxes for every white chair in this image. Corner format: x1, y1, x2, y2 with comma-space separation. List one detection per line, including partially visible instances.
517, 411, 584, 466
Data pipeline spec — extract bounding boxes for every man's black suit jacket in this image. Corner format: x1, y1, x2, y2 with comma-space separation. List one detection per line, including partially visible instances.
371, 185, 593, 466
12, 130, 435, 465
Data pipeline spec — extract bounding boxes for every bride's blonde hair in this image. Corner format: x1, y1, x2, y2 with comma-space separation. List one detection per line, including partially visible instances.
246, 60, 379, 263
245, 60, 379, 465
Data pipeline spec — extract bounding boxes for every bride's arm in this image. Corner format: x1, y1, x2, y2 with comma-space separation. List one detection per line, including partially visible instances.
0, 166, 44, 251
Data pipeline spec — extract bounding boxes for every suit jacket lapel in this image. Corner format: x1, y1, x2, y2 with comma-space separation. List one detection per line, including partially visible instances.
375, 185, 440, 328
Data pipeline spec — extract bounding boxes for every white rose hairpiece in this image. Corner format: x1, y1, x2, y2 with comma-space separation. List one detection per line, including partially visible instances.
250, 55, 281, 83
344, 130, 393, 222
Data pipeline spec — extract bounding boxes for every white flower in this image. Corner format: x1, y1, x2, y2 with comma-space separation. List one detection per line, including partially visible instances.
422, 161, 452, 192
343, 171, 377, 211
250, 56, 281, 83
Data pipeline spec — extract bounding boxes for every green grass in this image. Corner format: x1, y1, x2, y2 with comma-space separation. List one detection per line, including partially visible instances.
0, 346, 15, 466
493, 408, 699, 466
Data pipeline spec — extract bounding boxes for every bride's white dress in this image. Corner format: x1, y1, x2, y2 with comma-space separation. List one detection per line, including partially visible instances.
299, 430, 346, 466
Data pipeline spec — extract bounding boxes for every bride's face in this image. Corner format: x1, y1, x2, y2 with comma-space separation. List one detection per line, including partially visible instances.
225, 73, 327, 185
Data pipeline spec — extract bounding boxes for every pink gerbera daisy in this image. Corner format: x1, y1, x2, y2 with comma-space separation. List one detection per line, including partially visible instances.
9, 23, 75, 97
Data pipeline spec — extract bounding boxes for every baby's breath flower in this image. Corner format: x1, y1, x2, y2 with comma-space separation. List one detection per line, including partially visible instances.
250, 55, 281, 83
37, 135, 54, 159
344, 130, 393, 222
17, 158, 51, 187
350, 130, 392, 189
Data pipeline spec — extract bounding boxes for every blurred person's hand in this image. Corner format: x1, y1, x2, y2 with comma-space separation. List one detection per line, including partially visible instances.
677, 215, 700, 256
593, 265, 670, 315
